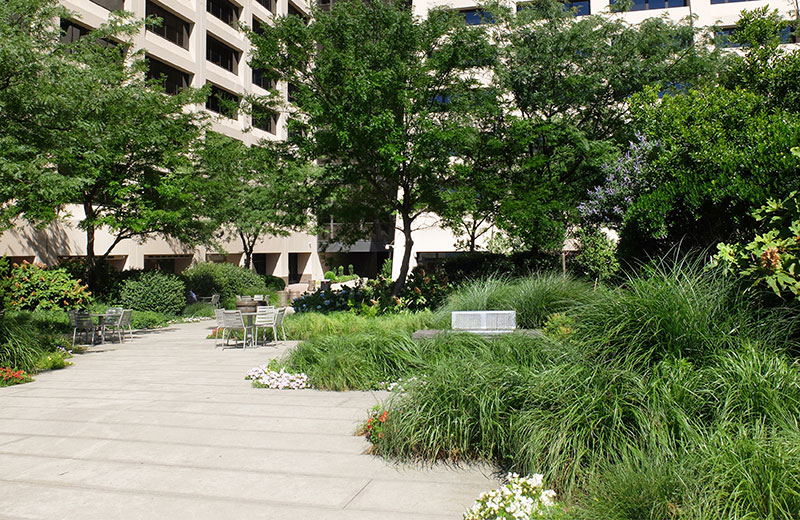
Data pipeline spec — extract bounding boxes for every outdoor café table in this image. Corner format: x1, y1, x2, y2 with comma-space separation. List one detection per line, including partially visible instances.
240, 312, 257, 347
91, 313, 114, 344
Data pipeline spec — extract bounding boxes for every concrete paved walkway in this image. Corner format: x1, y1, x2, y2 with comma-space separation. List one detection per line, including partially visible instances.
0, 321, 497, 520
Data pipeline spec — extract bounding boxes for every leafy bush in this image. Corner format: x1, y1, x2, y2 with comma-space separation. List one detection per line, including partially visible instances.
0, 312, 71, 372
130, 310, 172, 329
183, 302, 215, 318
292, 284, 372, 313
120, 270, 185, 315
262, 274, 285, 291
715, 191, 800, 300
182, 262, 267, 307
3, 262, 92, 311
58, 257, 126, 301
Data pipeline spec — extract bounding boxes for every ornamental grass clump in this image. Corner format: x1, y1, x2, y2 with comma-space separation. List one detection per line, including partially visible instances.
463, 473, 558, 520
434, 274, 596, 329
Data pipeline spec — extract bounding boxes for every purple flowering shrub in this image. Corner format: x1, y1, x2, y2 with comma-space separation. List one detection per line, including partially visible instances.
578, 132, 657, 229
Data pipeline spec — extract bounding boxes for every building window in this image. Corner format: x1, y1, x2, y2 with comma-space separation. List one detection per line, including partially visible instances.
146, 2, 191, 50
253, 17, 265, 35
206, 34, 240, 74
288, 2, 309, 23
89, 0, 123, 11
207, 0, 240, 26
255, 0, 273, 13
252, 106, 277, 134
716, 27, 743, 48
206, 84, 240, 119
252, 68, 274, 90
710, 0, 756, 4
612, 0, 687, 10
146, 56, 192, 95
461, 8, 494, 25
60, 19, 91, 44
518, 0, 589, 15
288, 82, 299, 103
780, 26, 797, 44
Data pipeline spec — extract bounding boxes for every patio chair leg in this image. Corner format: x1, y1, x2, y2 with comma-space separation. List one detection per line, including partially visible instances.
72, 329, 77, 347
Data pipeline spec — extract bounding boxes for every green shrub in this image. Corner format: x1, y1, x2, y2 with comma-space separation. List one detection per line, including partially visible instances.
120, 270, 185, 315
0, 312, 71, 372
130, 310, 172, 329
183, 302, 215, 318
58, 257, 126, 301
4, 262, 92, 311
182, 262, 266, 308
262, 274, 285, 291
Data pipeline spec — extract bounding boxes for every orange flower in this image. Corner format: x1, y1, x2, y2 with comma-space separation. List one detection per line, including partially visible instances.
761, 247, 781, 271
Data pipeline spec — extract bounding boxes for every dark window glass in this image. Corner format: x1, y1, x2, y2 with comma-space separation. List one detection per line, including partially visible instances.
206, 84, 240, 119
711, 0, 756, 4
60, 19, 90, 44
517, 1, 589, 15
146, 56, 192, 95
612, 0, 686, 10
255, 0, 273, 13
716, 27, 743, 48
60, 18, 117, 48
89, 0, 123, 10
252, 68, 274, 90
287, 2, 309, 22
206, 34, 240, 74
461, 8, 493, 25
253, 18, 265, 35
146, 2, 191, 49
288, 82, 299, 103
779, 26, 797, 44
207, 0, 240, 26
252, 106, 277, 134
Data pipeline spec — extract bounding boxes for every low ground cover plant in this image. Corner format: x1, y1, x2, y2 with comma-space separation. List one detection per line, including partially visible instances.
274, 258, 800, 518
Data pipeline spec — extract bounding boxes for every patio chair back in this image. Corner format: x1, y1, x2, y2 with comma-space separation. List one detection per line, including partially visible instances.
210, 294, 220, 308
68, 309, 96, 346
119, 309, 133, 341
222, 310, 250, 348
214, 309, 225, 347
254, 307, 276, 326
103, 307, 125, 343
275, 307, 287, 342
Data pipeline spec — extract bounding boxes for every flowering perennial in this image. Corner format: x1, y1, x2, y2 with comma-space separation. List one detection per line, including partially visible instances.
376, 375, 427, 392
0, 367, 32, 385
463, 473, 557, 520
246, 365, 312, 390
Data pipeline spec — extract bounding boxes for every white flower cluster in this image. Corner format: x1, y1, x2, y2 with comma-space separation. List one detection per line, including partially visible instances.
464, 473, 557, 520
376, 375, 427, 392
169, 316, 212, 324
246, 365, 312, 390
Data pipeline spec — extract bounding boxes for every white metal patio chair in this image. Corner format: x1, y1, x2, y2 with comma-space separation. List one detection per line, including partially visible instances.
102, 307, 125, 343
68, 309, 97, 346
274, 307, 287, 342
222, 310, 252, 349
214, 309, 225, 347
254, 306, 277, 346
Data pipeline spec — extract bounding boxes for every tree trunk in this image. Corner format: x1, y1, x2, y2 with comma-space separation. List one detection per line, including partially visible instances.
391, 214, 414, 298
240, 232, 257, 270
84, 201, 98, 292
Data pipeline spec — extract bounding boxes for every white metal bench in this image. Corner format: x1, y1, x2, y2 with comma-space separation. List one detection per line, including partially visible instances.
451, 311, 516, 335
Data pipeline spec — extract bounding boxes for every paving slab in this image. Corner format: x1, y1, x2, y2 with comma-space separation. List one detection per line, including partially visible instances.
0, 320, 497, 519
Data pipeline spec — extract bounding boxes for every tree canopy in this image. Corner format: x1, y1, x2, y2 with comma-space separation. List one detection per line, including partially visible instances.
0, 0, 213, 287
248, 0, 493, 292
